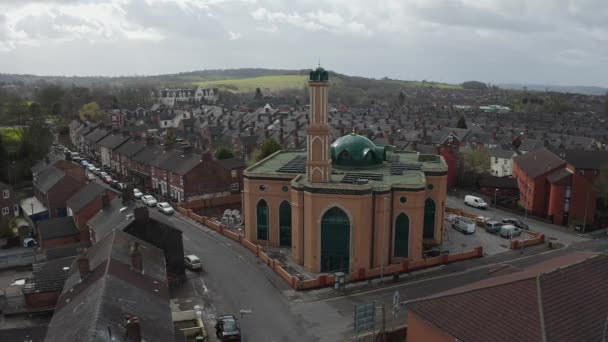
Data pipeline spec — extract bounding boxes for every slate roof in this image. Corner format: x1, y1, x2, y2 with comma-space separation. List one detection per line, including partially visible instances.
87, 197, 136, 241
517, 138, 544, 152
45, 230, 173, 342
83, 127, 110, 143
489, 148, 515, 160
68, 120, 81, 131
23, 256, 76, 295
37, 216, 79, 241
546, 168, 573, 184
66, 182, 112, 214
430, 127, 470, 144
216, 157, 246, 170
158, 150, 202, 175
550, 149, 608, 170
34, 167, 65, 194
97, 134, 130, 149
44, 242, 88, 260
406, 252, 606, 342
31, 155, 60, 176
131, 146, 164, 165
114, 140, 146, 157
513, 148, 565, 179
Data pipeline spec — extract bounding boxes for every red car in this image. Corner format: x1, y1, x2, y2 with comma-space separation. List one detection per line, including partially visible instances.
103, 175, 113, 184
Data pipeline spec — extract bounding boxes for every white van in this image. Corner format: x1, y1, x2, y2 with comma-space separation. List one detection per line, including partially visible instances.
500, 225, 522, 238
464, 195, 488, 209
452, 216, 476, 234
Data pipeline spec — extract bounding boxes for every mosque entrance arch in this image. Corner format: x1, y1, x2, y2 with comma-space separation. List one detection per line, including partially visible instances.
320, 207, 351, 273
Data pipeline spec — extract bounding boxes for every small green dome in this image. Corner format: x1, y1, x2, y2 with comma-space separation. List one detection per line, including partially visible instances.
331, 133, 386, 167
309, 67, 329, 82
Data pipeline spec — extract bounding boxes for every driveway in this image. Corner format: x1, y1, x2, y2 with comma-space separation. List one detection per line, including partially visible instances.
446, 196, 589, 245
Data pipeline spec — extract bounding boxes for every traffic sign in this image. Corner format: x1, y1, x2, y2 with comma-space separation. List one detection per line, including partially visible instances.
354, 302, 376, 333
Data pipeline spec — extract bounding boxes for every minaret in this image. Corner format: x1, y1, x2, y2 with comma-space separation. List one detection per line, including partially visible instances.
306, 67, 332, 183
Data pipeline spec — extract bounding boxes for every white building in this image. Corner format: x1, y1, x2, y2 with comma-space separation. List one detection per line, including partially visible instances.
489, 148, 516, 177
159, 87, 219, 106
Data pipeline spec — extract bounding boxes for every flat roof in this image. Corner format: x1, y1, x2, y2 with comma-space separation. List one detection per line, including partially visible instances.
245, 150, 447, 189
20, 196, 47, 216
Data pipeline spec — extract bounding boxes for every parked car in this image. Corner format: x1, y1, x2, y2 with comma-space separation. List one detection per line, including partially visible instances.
133, 188, 143, 199
81, 160, 89, 167
99, 171, 108, 178
502, 218, 530, 230
93, 168, 102, 176
103, 175, 113, 184
141, 195, 157, 207
157, 202, 174, 215
87, 173, 96, 181
215, 315, 241, 342
464, 195, 488, 209
87, 164, 95, 172
485, 220, 504, 234
500, 224, 522, 238
184, 254, 202, 271
23, 238, 38, 248
452, 216, 476, 234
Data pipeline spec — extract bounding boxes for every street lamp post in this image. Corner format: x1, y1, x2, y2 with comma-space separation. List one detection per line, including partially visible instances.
381, 197, 388, 284
239, 309, 253, 342
494, 188, 499, 209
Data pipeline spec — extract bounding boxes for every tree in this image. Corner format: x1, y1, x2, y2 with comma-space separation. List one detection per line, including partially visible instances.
79, 102, 104, 122
462, 148, 490, 174
398, 91, 406, 107
0, 216, 13, 238
36, 84, 64, 116
253, 138, 282, 162
254, 87, 263, 100
456, 116, 468, 129
215, 146, 234, 160
461, 81, 488, 90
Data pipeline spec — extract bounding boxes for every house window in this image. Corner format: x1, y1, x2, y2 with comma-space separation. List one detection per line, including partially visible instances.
231, 170, 237, 178
231, 183, 240, 191
2, 190, 9, 199
504, 159, 507, 165
14, 204, 19, 215
494, 157, 498, 164
1, 207, 8, 215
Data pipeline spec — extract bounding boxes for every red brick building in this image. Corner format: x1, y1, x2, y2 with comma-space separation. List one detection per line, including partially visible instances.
0, 181, 18, 220
33, 160, 86, 218
36, 216, 80, 249
512, 148, 566, 217
406, 252, 607, 342
429, 128, 470, 188
514, 148, 608, 227
66, 182, 118, 244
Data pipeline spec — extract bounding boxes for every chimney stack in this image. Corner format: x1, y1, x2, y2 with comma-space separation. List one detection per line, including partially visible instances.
125, 315, 142, 342
77, 249, 90, 280
130, 241, 143, 273
101, 193, 109, 208
133, 207, 149, 224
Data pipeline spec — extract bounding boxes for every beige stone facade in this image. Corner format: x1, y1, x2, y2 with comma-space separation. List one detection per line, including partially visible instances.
243, 67, 447, 274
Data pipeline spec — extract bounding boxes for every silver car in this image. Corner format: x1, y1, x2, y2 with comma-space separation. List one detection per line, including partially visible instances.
157, 202, 174, 215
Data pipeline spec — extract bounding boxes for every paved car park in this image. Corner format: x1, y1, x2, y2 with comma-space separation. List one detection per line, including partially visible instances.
442, 215, 527, 256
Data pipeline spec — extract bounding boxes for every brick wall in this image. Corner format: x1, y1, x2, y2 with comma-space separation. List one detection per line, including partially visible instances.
73, 191, 116, 243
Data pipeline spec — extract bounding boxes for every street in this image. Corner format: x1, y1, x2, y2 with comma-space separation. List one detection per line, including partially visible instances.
446, 195, 589, 245
149, 210, 318, 342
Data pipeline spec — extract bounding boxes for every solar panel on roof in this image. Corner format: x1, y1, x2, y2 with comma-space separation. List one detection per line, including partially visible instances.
341, 172, 383, 184
390, 162, 422, 175
276, 155, 307, 173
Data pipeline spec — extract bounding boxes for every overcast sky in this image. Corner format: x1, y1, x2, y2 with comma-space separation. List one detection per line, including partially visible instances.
1, 0, 607, 86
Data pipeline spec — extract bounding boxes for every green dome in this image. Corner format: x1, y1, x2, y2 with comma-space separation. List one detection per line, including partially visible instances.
331, 133, 386, 167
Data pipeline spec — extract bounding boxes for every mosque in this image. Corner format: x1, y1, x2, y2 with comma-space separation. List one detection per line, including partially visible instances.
243, 67, 448, 274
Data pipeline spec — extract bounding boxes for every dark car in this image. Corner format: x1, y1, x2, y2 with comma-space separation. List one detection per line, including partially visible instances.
216, 315, 241, 341
502, 218, 530, 230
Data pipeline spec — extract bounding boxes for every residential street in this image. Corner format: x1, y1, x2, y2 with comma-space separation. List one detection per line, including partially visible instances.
446, 195, 589, 245
149, 210, 317, 342
150, 207, 607, 342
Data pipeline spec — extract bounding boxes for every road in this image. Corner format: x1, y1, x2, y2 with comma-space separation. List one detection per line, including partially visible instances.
446, 196, 588, 245
149, 210, 318, 342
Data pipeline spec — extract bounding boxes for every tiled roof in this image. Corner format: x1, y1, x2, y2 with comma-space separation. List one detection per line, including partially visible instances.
131, 146, 164, 165
513, 148, 565, 179
45, 230, 173, 342
158, 150, 202, 175
87, 197, 136, 241
83, 127, 110, 143
489, 148, 515, 160
37, 216, 79, 240
406, 252, 606, 342
546, 168, 573, 184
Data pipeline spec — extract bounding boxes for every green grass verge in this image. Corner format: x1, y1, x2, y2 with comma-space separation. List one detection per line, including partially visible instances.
193, 75, 308, 93
0, 127, 23, 144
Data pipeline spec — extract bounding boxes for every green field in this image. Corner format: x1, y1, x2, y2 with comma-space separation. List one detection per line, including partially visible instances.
400, 80, 462, 89
193, 74, 308, 93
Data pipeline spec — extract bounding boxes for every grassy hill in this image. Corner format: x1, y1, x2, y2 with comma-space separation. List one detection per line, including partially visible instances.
193, 74, 309, 93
